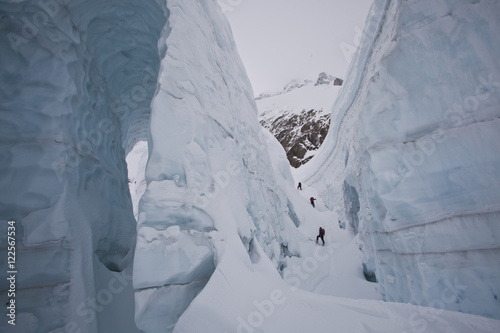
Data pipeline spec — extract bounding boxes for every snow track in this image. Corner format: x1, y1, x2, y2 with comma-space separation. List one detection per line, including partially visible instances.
174, 177, 500, 333
282, 181, 381, 300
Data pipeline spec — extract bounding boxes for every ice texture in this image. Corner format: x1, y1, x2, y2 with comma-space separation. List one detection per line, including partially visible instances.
300, 0, 500, 319
0, 0, 301, 330
133, 0, 301, 331
3, 0, 500, 330
0, 0, 167, 331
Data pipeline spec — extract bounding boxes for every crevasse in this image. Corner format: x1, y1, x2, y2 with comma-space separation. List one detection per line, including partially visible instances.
2, 0, 500, 331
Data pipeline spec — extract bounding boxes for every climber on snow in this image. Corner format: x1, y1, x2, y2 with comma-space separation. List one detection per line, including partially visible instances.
297, 182, 302, 190
316, 227, 325, 245
310, 197, 316, 208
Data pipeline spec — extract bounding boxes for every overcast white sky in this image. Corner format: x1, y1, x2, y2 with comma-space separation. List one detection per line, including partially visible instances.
220, 0, 373, 95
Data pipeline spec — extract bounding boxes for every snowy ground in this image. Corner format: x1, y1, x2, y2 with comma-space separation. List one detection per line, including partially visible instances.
125, 137, 500, 332
174, 172, 500, 332
125, 139, 500, 332
282, 181, 381, 301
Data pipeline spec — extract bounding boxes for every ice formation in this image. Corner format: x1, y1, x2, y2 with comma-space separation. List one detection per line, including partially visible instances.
132, 1, 303, 331
300, 0, 500, 319
0, 0, 302, 330
0, 0, 167, 331
2, 0, 500, 331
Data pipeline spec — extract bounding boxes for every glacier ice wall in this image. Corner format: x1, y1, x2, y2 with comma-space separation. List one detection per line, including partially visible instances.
0, 0, 167, 331
133, 0, 301, 332
302, 0, 500, 319
0, 0, 301, 331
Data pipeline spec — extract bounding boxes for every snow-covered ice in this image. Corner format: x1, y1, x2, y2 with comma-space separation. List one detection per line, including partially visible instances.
133, 0, 302, 331
1, 0, 500, 331
299, 0, 500, 320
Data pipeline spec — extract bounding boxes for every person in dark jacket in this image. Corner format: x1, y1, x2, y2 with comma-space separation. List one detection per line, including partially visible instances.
316, 227, 325, 245
297, 182, 302, 190
310, 197, 316, 208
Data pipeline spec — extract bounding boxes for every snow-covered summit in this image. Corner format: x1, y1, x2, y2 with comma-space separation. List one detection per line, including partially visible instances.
315, 71, 343, 86
256, 72, 342, 100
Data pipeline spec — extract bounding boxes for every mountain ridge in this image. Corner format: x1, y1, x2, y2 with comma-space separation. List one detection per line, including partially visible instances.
255, 71, 343, 100
257, 72, 342, 167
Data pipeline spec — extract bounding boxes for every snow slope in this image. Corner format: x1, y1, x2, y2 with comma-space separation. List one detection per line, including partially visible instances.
299, 0, 500, 320
174, 129, 500, 333
176, 255, 499, 333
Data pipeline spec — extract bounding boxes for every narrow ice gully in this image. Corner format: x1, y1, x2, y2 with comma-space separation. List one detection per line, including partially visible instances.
0, 0, 499, 332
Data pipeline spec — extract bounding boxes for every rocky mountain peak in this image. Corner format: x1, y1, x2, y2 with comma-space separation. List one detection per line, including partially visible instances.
315, 72, 343, 86
256, 72, 342, 168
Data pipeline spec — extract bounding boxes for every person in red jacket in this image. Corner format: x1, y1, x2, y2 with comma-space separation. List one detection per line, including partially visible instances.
310, 197, 316, 208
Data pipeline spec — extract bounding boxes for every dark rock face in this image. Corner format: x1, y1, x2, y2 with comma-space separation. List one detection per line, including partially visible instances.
257, 72, 340, 168
315, 72, 335, 86
315, 72, 343, 86
260, 109, 330, 168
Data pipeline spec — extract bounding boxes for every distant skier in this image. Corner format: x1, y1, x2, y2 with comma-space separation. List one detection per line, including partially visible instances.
297, 182, 302, 190
310, 197, 316, 208
316, 227, 325, 245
